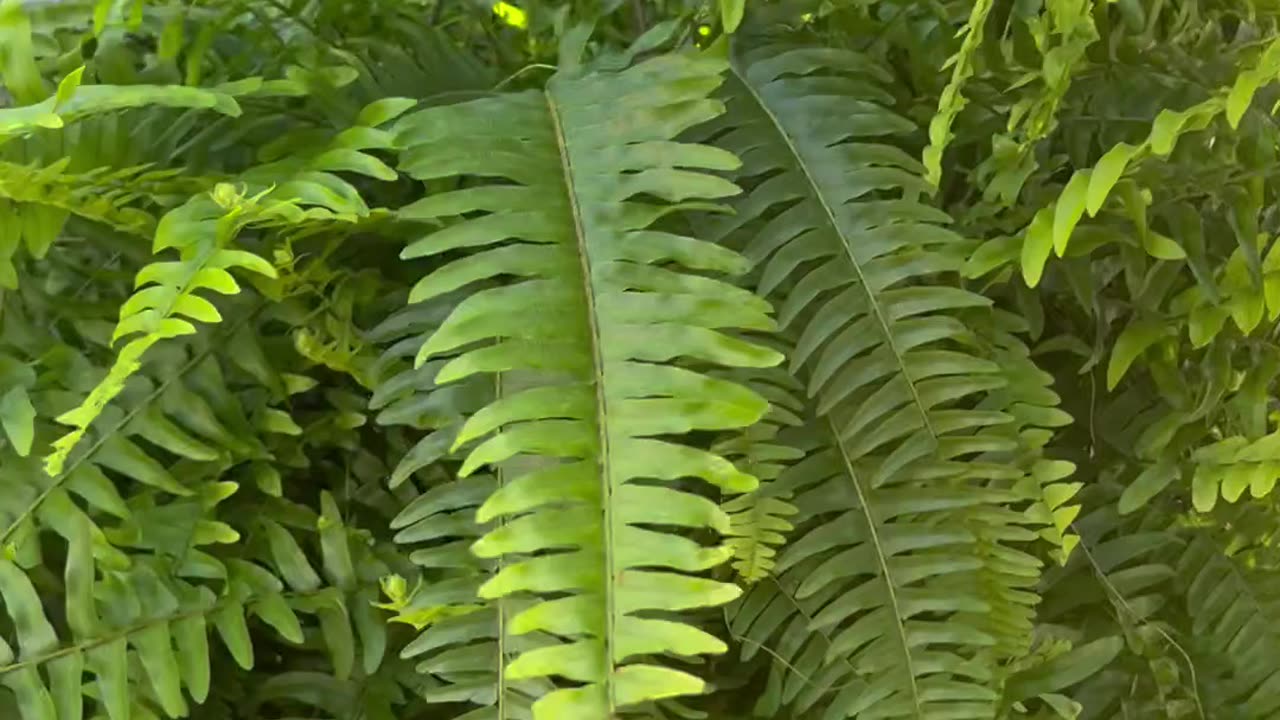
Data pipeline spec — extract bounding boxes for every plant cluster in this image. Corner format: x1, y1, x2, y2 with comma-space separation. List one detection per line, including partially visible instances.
1, 1, 1279, 719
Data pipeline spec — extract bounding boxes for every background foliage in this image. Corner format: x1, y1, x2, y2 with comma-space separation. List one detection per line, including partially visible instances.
1, 0, 1279, 719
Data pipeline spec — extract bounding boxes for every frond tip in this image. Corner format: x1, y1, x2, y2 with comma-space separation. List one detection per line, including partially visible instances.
394, 51, 783, 718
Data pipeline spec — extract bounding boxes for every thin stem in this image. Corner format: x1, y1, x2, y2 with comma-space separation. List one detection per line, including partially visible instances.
1073, 526, 1205, 720
0, 587, 328, 678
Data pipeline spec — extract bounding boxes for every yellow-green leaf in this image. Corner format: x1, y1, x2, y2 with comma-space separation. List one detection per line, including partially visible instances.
1106, 320, 1167, 390
1053, 170, 1091, 256
1086, 144, 1137, 216
720, 0, 745, 32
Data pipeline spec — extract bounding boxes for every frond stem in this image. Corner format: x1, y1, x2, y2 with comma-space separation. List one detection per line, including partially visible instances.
827, 418, 924, 717
1073, 526, 1205, 720
0, 586, 329, 678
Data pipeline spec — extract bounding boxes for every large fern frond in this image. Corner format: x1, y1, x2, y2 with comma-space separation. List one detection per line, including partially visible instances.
708, 44, 1066, 720
393, 51, 782, 718
732, 417, 1005, 720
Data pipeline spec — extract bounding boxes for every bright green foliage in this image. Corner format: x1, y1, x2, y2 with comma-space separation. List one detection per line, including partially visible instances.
923, 0, 993, 188
393, 51, 782, 718
2, 1, 1280, 720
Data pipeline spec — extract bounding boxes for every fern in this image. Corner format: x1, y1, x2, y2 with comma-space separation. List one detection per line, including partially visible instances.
717, 368, 803, 584
0, 553, 344, 720
0, 74, 247, 144
43, 190, 279, 477
923, 0, 994, 188
1174, 533, 1280, 716
701, 42, 1076, 719
4, 3, 1279, 719
386, 474, 549, 719
392, 50, 783, 717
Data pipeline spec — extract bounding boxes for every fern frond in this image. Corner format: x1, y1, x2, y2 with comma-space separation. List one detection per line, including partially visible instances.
735, 417, 1006, 719
718, 368, 804, 584
366, 297, 492, 488
0, 76, 246, 144
44, 97, 405, 476
387, 475, 550, 719
710, 44, 995, 431
1174, 532, 1280, 715
0, 544, 327, 720
1, 338, 272, 556
0, 160, 207, 241
393, 51, 783, 718
923, 0, 994, 188
43, 192, 279, 477
706, 44, 1070, 719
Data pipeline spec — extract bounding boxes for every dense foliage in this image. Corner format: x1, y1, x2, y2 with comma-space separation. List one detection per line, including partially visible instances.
2, 0, 1280, 718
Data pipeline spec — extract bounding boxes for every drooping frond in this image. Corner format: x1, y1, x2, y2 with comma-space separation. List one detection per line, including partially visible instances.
0, 70, 247, 144
708, 44, 997, 434
392, 51, 783, 718
706, 44, 1069, 720
732, 418, 1005, 720
42, 191, 280, 478
45, 100, 407, 476
0, 339, 273, 565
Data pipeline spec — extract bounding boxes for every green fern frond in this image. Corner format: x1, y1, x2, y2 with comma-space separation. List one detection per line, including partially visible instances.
43, 98, 405, 476
0, 339, 275, 558
722, 475, 799, 585
1174, 532, 1280, 715
0, 76, 246, 144
706, 43, 1072, 719
0, 160, 206, 239
393, 51, 783, 718
366, 297, 492, 488
387, 475, 549, 719
718, 369, 804, 584
0, 545, 329, 720
43, 192, 279, 477
735, 417, 1006, 719
923, 0, 994, 188
709, 44, 996, 431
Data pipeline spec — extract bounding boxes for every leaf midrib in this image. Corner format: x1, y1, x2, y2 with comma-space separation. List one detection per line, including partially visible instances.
543, 85, 618, 710
828, 416, 924, 718
728, 62, 937, 442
